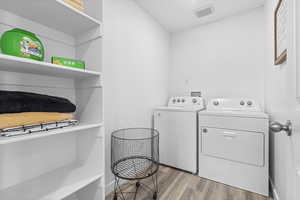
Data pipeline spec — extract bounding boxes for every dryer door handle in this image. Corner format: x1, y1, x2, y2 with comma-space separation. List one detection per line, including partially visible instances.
222, 131, 238, 139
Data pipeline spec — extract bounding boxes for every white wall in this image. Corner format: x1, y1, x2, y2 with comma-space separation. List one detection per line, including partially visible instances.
264, 0, 297, 113
102, 1, 300, 198
103, 0, 170, 190
169, 8, 265, 106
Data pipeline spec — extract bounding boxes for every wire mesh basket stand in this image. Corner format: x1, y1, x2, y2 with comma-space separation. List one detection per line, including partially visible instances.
111, 128, 159, 200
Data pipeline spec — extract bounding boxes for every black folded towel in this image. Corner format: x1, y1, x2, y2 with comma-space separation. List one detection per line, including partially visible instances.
0, 90, 76, 114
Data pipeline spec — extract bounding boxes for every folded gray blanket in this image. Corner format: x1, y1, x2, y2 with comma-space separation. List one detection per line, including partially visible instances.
0, 90, 76, 114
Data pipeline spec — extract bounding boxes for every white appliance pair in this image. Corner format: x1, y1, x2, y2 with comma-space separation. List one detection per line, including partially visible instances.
154, 97, 269, 196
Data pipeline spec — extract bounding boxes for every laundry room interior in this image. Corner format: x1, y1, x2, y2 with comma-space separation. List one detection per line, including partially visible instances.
0, 0, 299, 200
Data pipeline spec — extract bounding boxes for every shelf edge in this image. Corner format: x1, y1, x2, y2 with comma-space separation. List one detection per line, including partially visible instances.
0, 123, 103, 145
0, 54, 101, 79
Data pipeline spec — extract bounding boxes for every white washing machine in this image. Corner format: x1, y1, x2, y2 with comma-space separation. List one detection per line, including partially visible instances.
154, 96, 205, 174
198, 98, 269, 196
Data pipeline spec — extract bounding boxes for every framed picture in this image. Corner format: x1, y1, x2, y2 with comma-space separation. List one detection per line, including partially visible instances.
274, 0, 288, 65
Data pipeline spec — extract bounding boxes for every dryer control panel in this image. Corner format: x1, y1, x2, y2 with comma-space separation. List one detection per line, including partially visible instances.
168, 96, 205, 109
207, 98, 261, 112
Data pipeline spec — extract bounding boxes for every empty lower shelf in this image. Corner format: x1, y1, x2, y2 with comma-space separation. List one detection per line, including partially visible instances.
0, 163, 104, 200
41, 173, 102, 200
0, 123, 103, 145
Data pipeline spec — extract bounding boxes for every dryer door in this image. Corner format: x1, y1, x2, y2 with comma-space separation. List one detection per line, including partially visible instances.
154, 110, 197, 173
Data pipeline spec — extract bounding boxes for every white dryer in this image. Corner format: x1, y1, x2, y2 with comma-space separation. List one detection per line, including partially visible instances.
154, 96, 205, 174
198, 98, 269, 196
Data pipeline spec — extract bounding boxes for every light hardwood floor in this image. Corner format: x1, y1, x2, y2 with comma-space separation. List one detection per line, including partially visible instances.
106, 166, 272, 200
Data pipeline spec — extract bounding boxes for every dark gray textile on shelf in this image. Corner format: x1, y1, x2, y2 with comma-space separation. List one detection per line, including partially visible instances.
0, 90, 76, 114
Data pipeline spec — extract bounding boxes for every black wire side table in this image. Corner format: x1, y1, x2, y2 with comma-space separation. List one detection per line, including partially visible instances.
111, 128, 159, 200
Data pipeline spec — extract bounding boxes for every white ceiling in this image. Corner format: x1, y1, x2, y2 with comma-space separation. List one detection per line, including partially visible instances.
134, 0, 265, 32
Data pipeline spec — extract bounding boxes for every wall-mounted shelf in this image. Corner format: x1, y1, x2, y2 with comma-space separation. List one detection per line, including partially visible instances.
0, 163, 104, 200
0, 123, 103, 145
0, 54, 101, 79
1, 0, 101, 36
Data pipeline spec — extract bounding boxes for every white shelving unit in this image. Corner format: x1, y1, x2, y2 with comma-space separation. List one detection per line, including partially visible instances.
0, 0, 104, 199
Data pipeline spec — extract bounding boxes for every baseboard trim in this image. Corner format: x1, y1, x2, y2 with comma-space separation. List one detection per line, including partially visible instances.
63, 193, 78, 200
105, 179, 127, 195
105, 180, 115, 195
270, 178, 280, 200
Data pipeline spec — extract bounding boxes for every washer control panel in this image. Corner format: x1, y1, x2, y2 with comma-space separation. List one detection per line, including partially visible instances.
168, 96, 205, 109
208, 98, 260, 111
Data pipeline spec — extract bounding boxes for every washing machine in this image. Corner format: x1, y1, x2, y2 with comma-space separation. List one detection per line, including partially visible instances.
154, 96, 205, 174
198, 98, 269, 196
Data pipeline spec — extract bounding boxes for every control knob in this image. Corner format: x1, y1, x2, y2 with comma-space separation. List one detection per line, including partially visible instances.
192, 98, 197, 104
247, 101, 252, 106
213, 101, 219, 106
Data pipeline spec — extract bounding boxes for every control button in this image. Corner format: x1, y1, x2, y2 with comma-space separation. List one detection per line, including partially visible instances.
213, 101, 219, 106
172, 99, 176, 103
192, 98, 197, 104
202, 128, 208, 133
247, 101, 253, 106
177, 99, 180, 103
181, 99, 185, 103
240, 101, 245, 106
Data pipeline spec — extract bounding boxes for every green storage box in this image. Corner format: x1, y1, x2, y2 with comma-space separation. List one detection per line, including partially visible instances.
0, 28, 44, 61
52, 57, 85, 70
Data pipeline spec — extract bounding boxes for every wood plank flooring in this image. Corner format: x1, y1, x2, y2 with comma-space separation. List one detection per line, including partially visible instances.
106, 166, 271, 200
